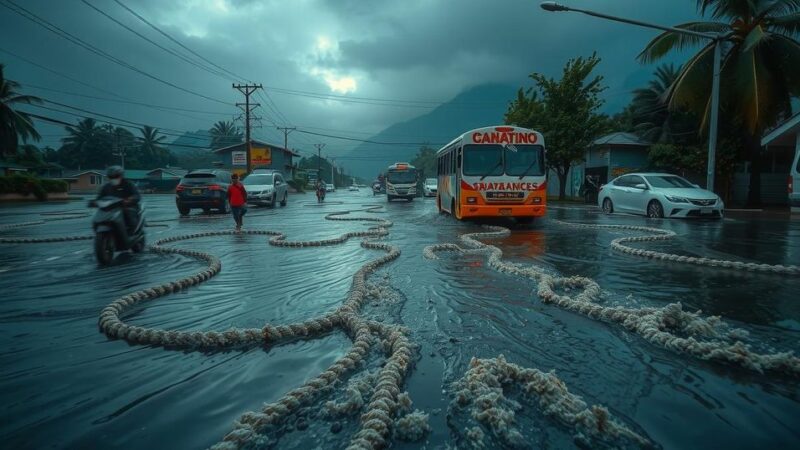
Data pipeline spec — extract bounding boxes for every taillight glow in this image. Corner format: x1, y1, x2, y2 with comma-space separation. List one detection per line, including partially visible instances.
790, 175, 794, 194
208, 184, 223, 191
176, 185, 185, 192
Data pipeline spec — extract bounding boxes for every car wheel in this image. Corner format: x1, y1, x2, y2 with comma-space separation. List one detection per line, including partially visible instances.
94, 232, 114, 265
602, 198, 613, 214
387, 195, 394, 202
280, 193, 287, 207
178, 204, 190, 216
647, 200, 664, 218
202, 207, 211, 214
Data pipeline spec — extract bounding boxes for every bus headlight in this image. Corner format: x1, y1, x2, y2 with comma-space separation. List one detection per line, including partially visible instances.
467, 197, 477, 204
532, 197, 542, 204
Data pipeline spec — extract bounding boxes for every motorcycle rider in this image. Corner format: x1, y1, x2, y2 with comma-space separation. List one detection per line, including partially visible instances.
96, 165, 141, 232
316, 180, 326, 202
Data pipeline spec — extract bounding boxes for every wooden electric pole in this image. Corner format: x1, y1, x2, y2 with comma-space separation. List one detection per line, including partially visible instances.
232, 83, 262, 173
314, 143, 325, 183
277, 126, 296, 154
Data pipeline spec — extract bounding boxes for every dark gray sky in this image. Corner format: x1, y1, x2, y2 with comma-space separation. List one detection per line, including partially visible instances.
0, 0, 700, 158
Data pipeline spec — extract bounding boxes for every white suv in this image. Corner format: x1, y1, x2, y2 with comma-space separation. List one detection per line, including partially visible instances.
243, 170, 288, 208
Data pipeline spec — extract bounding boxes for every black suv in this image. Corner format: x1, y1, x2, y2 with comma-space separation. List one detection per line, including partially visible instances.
175, 169, 233, 215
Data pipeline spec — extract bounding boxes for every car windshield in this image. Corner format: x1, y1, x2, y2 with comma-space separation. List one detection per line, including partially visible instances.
425, 178, 436, 185
244, 174, 273, 186
386, 170, 417, 184
645, 175, 695, 188
463, 145, 503, 176
185, 173, 215, 179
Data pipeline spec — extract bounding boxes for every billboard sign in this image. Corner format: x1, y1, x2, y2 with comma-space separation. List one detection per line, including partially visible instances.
250, 146, 272, 167
231, 150, 247, 166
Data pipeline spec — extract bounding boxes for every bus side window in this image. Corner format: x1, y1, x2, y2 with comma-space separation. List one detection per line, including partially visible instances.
456, 147, 462, 171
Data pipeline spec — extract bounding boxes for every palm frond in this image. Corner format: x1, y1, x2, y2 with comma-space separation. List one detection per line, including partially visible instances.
766, 12, 800, 36
665, 41, 717, 125
637, 22, 729, 63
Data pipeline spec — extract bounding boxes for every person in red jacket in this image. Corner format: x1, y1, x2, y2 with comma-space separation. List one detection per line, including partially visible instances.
227, 173, 248, 231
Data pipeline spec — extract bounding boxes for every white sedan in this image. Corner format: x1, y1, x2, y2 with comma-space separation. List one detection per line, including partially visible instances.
598, 173, 724, 219
423, 178, 437, 197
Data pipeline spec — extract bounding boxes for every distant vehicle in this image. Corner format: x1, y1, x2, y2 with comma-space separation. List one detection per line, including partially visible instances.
372, 180, 385, 196
348, 185, 359, 192
437, 126, 546, 223
423, 178, 437, 197
386, 162, 418, 201
791, 144, 800, 213
325, 183, 335, 192
598, 173, 724, 219
175, 169, 232, 215
243, 170, 288, 208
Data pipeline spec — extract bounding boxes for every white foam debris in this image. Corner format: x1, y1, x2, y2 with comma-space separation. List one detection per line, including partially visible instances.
394, 410, 431, 442
452, 355, 651, 448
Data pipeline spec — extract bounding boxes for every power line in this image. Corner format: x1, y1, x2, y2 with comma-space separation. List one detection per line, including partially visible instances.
295, 129, 444, 146
80, 0, 231, 79
0, 0, 230, 105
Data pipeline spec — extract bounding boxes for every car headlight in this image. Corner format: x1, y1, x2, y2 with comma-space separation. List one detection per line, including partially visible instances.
664, 195, 689, 203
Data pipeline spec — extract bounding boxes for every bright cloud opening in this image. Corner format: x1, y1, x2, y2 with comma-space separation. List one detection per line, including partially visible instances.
325, 75, 357, 94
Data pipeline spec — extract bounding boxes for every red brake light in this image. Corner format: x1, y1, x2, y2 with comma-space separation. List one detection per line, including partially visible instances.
789, 175, 794, 194
208, 184, 223, 191
176, 184, 185, 192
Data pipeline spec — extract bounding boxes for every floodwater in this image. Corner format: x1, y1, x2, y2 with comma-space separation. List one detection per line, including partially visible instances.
1, 193, 798, 449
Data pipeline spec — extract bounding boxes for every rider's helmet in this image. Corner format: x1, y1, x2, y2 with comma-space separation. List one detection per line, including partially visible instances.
106, 165, 124, 179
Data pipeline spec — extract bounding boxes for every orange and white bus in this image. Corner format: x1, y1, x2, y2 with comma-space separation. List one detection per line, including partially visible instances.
437, 125, 546, 222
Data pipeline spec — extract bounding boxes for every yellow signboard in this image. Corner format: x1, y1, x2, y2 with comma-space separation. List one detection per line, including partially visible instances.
250, 146, 272, 167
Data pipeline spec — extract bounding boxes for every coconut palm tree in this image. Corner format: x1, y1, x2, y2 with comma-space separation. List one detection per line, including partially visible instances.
61, 118, 100, 168
0, 64, 41, 157
631, 64, 683, 143
138, 125, 167, 166
638, 0, 800, 206
209, 120, 242, 149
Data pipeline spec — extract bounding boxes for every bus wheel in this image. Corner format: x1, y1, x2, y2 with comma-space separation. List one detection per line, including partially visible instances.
517, 217, 534, 225
437, 195, 443, 213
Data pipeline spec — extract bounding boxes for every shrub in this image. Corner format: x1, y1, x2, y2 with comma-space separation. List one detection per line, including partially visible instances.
41, 178, 68, 193
0, 174, 61, 201
288, 178, 306, 193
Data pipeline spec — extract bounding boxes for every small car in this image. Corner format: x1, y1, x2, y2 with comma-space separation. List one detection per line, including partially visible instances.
243, 170, 288, 208
423, 178, 437, 197
348, 185, 359, 192
598, 172, 724, 219
326, 183, 335, 192
175, 169, 232, 215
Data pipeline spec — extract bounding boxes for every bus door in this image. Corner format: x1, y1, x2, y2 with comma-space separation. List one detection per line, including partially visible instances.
454, 147, 462, 212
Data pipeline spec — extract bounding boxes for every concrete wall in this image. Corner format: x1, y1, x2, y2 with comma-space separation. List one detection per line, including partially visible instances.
69, 173, 104, 193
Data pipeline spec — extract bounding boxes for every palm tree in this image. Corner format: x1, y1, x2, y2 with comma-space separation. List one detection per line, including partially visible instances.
61, 118, 99, 168
631, 64, 684, 143
138, 125, 167, 167
638, 0, 800, 206
210, 120, 242, 149
0, 64, 41, 157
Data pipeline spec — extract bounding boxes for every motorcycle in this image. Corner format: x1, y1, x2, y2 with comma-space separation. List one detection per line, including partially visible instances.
89, 197, 146, 265
316, 185, 326, 203
372, 182, 383, 196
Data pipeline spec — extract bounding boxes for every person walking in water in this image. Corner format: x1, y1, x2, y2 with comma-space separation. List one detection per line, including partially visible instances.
227, 173, 248, 231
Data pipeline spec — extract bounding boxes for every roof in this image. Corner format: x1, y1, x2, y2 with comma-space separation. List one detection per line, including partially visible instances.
124, 169, 150, 180
63, 169, 104, 178
0, 160, 30, 170
593, 132, 649, 147
762, 111, 800, 147
147, 167, 189, 177
212, 140, 301, 156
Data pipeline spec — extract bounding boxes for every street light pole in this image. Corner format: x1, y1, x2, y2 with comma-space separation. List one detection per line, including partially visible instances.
539, 1, 724, 192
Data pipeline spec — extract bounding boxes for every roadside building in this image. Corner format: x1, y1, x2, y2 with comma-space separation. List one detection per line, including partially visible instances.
146, 167, 188, 192
547, 132, 650, 201
62, 169, 105, 193
212, 140, 300, 178
0, 160, 30, 176
760, 112, 800, 210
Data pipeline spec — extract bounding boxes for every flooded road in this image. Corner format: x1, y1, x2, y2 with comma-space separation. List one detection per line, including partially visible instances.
1, 193, 799, 449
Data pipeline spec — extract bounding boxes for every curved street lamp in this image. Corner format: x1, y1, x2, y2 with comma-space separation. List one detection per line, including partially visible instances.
539, 1, 726, 192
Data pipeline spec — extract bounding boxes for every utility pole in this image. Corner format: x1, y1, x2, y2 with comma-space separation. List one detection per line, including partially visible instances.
277, 126, 296, 154
232, 83, 262, 174
330, 157, 336, 188
314, 143, 326, 183
112, 130, 127, 170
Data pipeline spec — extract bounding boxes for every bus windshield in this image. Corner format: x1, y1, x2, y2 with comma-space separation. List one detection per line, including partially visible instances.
387, 170, 417, 184
463, 144, 544, 177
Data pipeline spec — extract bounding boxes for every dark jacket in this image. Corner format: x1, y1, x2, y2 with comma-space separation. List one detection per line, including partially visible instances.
97, 179, 141, 205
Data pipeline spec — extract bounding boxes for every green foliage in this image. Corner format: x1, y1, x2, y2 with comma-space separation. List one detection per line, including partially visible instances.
648, 143, 706, 174
638, 0, 800, 205
288, 178, 306, 193
0, 174, 64, 200
210, 121, 243, 150
0, 64, 42, 157
505, 53, 610, 199
410, 146, 437, 180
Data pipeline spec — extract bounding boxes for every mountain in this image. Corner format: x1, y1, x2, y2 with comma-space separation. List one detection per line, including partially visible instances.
341, 83, 518, 179
166, 130, 217, 169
